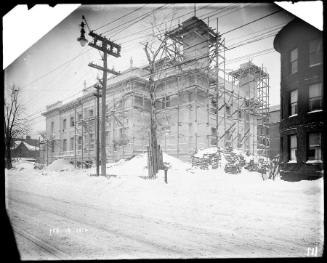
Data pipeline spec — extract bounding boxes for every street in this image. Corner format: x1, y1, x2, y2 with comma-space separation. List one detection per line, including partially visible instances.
6, 184, 322, 259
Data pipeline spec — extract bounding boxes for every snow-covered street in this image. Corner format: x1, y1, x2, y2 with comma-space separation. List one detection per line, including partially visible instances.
5, 155, 324, 259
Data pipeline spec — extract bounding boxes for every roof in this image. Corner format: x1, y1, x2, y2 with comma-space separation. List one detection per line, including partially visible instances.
12, 141, 40, 151
274, 18, 322, 53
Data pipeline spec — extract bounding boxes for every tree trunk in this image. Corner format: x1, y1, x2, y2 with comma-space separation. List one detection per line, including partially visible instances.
5, 135, 12, 169
149, 74, 158, 178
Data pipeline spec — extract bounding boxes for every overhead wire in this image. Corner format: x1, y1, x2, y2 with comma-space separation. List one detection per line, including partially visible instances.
24, 5, 283, 123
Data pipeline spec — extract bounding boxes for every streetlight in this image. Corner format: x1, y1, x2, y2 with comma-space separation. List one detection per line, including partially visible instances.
77, 15, 121, 177
77, 21, 88, 47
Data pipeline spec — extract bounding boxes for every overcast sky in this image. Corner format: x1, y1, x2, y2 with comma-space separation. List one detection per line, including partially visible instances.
4, 3, 295, 137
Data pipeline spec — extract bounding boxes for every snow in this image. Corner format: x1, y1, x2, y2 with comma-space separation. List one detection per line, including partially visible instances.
193, 147, 218, 158
306, 160, 323, 164
23, 142, 39, 151
5, 153, 324, 257
46, 159, 75, 172
308, 109, 323, 114
288, 160, 297, 163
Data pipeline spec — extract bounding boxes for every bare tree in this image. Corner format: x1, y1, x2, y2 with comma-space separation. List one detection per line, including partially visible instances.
143, 32, 167, 178
4, 85, 29, 169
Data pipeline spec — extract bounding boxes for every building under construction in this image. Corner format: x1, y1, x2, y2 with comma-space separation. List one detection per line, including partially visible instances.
42, 16, 270, 164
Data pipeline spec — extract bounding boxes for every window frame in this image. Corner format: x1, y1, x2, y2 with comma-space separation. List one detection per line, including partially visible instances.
288, 134, 297, 162
289, 89, 298, 116
63, 139, 67, 152
309, 39, 322, 67
70, 116, 74, 127
307, 132, 322, 161
63, 119, 67, 130
289, 48, 298, 74
308, 83, 322, 112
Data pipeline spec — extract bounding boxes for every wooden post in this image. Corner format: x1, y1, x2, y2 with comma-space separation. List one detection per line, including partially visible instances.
74, 104, 77, 168
81, 100, 84, 169
46, 140, 49, 166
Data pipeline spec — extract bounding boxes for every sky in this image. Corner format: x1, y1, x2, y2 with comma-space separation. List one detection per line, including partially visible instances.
4, 3, 297, 137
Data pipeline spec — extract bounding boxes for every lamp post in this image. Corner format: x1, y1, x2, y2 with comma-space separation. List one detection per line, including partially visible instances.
77, 16, 121, 177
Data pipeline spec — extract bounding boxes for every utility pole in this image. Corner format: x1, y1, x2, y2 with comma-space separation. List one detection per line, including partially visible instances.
78, 16, 121, 177
93, 83, 102, 176
46, 140, 49, 166
74, 105, 77, 168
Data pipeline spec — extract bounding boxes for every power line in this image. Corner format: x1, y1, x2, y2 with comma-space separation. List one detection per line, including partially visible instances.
94, 4, 148, 32
100, 4, 169, 36
23, 6, 283, 122
221, 9, 282, 35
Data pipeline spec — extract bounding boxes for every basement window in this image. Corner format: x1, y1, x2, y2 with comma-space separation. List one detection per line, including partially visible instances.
307, 133, 321, 161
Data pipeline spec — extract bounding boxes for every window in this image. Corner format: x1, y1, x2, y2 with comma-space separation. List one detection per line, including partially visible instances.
290, 48, 298, 74
308, 133, 321, 161
288, 135, 297, 161
226, 105, 231, 117
89, 134, 94, 143
211, 127, 217, 145
51, 141, 55, 153
63, 119, 67, 130
289, 89, 298, 116
238, 110, 242, 119
164, 96, 170, 108
78, 136, 82, 150
70, 117, 74, 127
70, 137, 74, 150
134, 95, 143, 106
144, 98, 151, 111
78, 113, 82, 121
237, 133, 242, 148
51, 121, 54, 134
309, 39, 322, 67
63, 139, 67, 152
308, 83, 322, 112
89, 109, 93, 117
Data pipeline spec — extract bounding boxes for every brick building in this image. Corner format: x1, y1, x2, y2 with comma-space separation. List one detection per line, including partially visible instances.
274, 18, 324, 181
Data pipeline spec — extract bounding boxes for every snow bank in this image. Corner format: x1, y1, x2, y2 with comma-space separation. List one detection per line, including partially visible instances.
105, 153, 191, 177
193, 147, 218, 158
13, 159, 35, 170
47, 159, 75, 172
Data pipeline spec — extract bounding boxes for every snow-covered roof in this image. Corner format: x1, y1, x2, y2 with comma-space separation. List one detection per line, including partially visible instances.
12, 140, 39, 151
